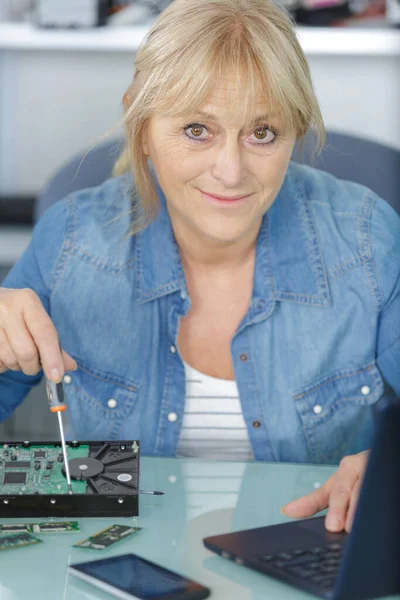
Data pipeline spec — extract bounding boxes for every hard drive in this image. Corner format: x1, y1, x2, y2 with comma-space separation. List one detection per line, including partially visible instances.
0, 440, 140, 518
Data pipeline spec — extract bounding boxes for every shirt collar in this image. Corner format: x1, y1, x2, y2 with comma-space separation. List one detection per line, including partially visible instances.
134, 162, 331, 307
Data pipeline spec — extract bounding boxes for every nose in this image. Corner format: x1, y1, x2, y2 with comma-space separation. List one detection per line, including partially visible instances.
211, 136, 246, 188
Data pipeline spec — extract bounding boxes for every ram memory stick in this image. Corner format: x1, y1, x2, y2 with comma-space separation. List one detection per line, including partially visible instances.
0, 532, 42, 551
74, 524, 142, 550
0, 521, 80, 534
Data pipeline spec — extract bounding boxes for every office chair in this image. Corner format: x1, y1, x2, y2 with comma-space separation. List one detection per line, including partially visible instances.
34, 138, 123, 222
292, 131, 400, 216
35, 131, 400, 221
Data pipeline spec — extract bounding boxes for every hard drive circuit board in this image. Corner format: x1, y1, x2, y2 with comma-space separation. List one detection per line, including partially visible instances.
0, 444, 88, 495
0, 440, 140, 517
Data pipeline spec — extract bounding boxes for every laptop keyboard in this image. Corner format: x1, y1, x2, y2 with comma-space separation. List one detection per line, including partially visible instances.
258, 542, 345, 589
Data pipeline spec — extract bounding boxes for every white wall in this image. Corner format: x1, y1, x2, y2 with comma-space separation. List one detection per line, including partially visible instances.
307, 54, 400, 148
0, 50, 130, 196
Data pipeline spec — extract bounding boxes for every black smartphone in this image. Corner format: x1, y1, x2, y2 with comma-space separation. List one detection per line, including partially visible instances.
69, 553, 211, 600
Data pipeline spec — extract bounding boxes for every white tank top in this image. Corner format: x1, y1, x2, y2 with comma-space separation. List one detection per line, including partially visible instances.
176, 361, 255, 461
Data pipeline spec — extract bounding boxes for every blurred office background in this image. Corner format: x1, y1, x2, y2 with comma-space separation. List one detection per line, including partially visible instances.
0, 0, 399, 440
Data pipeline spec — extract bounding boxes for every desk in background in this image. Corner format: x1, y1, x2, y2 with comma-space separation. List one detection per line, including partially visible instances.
0, 457, 398, 600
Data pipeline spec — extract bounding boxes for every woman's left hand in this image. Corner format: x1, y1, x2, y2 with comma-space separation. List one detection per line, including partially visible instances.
281, 450, 369, 533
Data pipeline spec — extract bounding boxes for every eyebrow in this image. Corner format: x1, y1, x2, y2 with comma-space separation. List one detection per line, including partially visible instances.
191, 110, 277, 125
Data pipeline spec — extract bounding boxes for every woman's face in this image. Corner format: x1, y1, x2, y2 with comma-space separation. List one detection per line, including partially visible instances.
143, 77, 297, 247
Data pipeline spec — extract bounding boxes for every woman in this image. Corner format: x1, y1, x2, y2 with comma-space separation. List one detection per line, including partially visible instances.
0, 0, 399, 534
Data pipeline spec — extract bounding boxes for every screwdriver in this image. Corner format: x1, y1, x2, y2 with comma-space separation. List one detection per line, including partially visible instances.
45, 379, 73, 495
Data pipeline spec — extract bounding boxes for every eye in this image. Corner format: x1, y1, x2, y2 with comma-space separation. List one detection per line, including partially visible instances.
250, 126, 276, 145
183, 123, 209, 141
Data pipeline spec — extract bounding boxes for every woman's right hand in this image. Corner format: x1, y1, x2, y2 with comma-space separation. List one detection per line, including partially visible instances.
0, 287, 77, 382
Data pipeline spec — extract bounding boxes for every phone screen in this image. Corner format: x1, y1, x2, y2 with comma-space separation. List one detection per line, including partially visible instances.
70, 553, 209, 599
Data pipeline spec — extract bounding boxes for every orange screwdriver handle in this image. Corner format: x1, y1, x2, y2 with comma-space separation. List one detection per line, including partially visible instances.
49, 405, 67, 413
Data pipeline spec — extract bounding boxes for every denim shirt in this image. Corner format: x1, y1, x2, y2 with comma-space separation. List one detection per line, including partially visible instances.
1, 162, 399, 464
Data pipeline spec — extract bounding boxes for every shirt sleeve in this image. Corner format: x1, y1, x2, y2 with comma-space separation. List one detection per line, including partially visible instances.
372, 196, 400, 396
0, 198, 71, 421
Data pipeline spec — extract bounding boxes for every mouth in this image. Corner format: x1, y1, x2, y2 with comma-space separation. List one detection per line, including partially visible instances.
198, 189, 254, 207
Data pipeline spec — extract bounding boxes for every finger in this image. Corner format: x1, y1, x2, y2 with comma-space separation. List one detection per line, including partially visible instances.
344, 475, 363, 533
22, 300, 65, 382
61, 349, 78, 373
325, 456, 360, 532
281, 476, 333, 518
0, 358, 7, 372
0, 329, 20, 371
4, 312, 42, 376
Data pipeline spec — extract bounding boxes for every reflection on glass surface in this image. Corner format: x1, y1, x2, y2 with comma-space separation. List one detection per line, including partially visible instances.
0, 583, 18, 600
181, 460, 248, 520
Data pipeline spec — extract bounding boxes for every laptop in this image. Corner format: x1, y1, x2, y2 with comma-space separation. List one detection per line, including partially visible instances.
203, 393, 400, 600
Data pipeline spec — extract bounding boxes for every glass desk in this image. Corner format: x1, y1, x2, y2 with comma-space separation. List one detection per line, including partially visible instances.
0, 457, 398, 600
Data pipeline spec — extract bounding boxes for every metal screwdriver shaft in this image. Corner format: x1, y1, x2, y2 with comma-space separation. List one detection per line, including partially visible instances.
45, 379, 73, 495
57, 410, 73, 494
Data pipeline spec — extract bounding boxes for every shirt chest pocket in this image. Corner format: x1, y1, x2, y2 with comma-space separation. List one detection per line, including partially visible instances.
63, 363, 140, 440
293, 362, 384, 464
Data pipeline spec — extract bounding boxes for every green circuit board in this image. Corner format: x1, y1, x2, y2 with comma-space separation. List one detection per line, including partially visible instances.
0, 532, 42, 552
0, 521, 80, 534
0, 444, 88, 495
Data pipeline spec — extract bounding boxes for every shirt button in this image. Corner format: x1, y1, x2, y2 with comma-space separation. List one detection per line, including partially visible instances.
239, 353, 248, 362
180, 290, 187, 300
107, 398, 117, 409
252, 420, 261, 428
168, 412, 178, 423
63, 375, 72, 384
313, 404, 323, 415
170, 345, 177, 354
257, 299, 265, 309
360, 385, 371, 396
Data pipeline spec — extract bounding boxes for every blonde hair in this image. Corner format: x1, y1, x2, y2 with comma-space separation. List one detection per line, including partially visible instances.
112, 0, 325, 232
